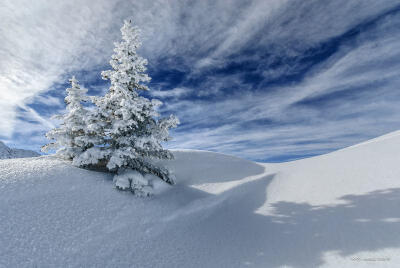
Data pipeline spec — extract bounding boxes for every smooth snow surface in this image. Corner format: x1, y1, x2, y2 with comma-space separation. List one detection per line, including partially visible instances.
1, 132, 400, 267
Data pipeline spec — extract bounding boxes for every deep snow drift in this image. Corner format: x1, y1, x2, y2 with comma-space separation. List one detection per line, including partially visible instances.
0, 141, 39, 159
1, 131, 400, 267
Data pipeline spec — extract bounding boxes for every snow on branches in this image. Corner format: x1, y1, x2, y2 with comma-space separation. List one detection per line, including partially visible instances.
42, 76, 89, 160
43, 20, 179, 195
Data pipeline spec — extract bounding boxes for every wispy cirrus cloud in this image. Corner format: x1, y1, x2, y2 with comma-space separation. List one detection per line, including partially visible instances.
0, 0, 118, 136
1, 0, 400, 161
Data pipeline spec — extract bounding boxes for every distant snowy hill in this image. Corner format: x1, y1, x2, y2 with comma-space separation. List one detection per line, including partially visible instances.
0, 141, 39, 159
1, 131, 400, 267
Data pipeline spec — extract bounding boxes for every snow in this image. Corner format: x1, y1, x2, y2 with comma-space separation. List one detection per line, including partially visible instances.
114, 169, 153, 196
68, 21, 178, 184
0, 141, 39, 159
42, 76, 90, 160
1, 131, 400, 267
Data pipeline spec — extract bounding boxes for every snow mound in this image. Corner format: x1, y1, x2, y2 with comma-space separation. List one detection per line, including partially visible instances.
114, 169, 153, 196
0, 141, 39, 159
1, 132, 400, 267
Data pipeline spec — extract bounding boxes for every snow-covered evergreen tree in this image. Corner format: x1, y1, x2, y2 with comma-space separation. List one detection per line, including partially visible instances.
73, 20, 179, 194
42, 76, 90, 159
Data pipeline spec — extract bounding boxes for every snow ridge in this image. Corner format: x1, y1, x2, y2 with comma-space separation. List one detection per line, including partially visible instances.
1, 130, 400, 267
0, 141, 39, 159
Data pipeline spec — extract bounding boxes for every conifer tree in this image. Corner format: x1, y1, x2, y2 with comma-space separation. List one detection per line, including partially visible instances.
42, 76, 89, 159
74, 20, 179, 193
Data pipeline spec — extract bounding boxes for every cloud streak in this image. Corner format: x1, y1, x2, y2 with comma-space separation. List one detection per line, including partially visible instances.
1, 0, 400, 161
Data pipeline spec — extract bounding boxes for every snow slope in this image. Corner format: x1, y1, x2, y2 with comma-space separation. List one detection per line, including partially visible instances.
1, 131, 400, 267
0, 141, 39, 159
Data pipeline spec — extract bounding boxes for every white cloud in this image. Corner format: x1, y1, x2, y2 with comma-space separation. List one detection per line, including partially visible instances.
0, 0, 117, 137
150, 87, 191, 98
162, 21, 400, 160
1, 0, 400, 160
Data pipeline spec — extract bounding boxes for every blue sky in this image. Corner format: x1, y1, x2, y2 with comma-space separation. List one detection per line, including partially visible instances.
1, 0, 400, 162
